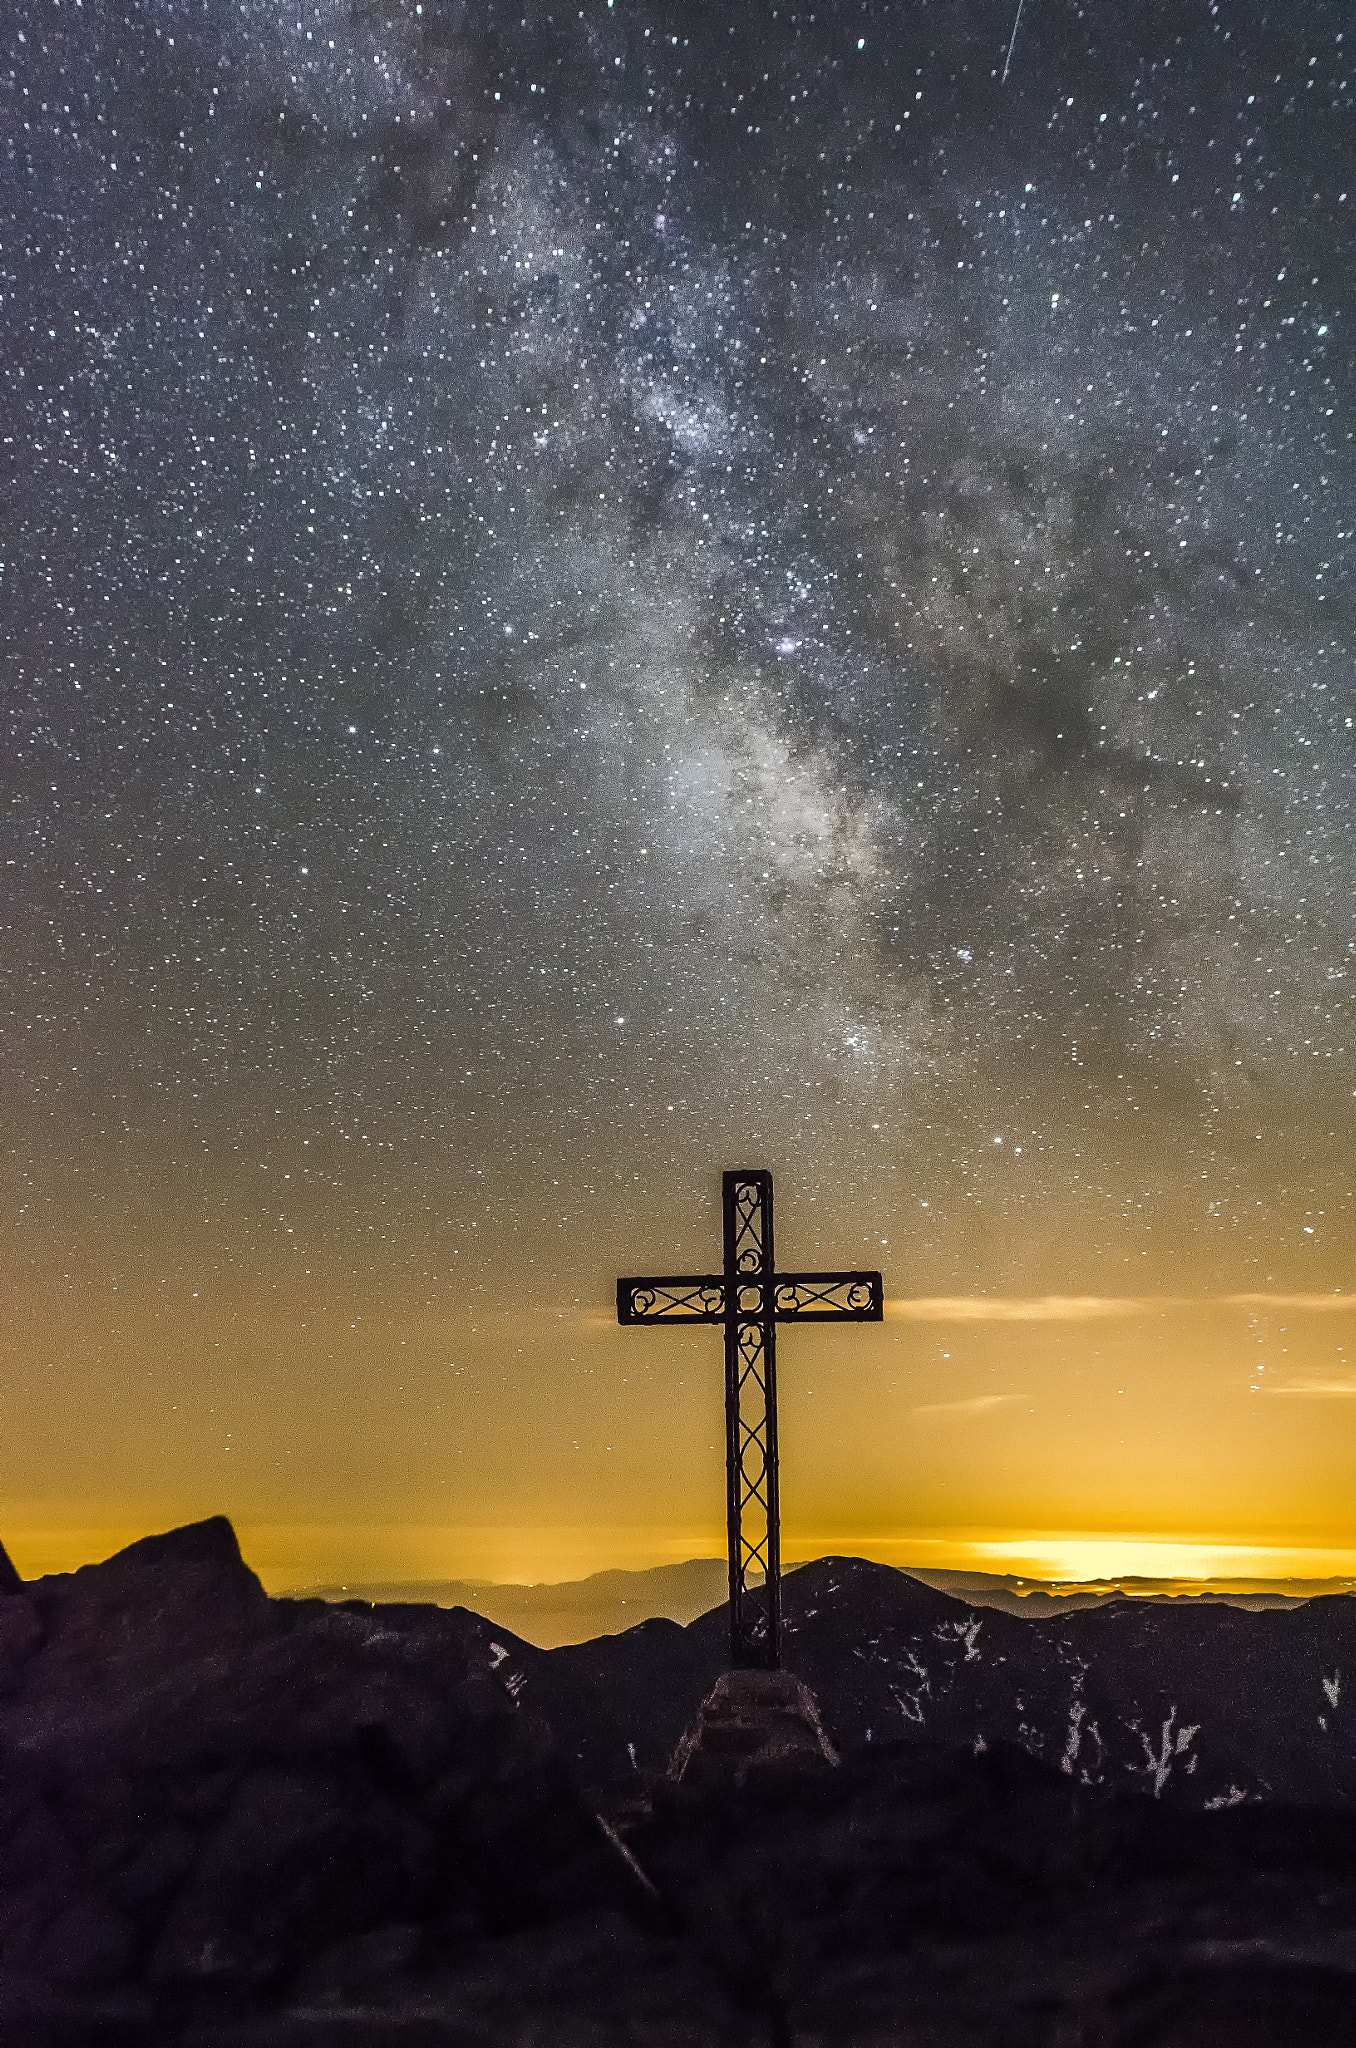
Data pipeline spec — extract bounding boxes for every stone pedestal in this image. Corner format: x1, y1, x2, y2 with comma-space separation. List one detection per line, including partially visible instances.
668, 1668, 838, 1793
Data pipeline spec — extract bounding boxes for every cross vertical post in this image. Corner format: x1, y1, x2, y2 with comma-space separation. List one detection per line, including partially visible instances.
617, 1167, 883, 1671
724, 1169, 781, 1668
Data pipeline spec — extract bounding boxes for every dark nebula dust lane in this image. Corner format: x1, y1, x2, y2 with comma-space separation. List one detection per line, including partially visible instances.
2, 1, 1352, 1578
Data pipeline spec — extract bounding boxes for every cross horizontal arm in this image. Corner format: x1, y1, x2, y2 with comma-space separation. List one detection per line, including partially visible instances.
772, 1271, 883, 1321
617, 1274, 726, 1325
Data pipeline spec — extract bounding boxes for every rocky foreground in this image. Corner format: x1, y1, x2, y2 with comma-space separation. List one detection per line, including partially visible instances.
4, 1522, 1356, 2045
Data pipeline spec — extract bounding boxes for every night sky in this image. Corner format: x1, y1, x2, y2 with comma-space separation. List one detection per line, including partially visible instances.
4, 0, 1353, 1590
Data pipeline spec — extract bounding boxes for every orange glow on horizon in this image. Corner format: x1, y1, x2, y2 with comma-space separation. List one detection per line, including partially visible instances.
6, 1185, 1354, 1598
10, 1520, 1356, 1600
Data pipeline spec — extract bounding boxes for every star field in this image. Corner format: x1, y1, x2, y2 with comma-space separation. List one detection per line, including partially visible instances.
3, 0, 1353, 1581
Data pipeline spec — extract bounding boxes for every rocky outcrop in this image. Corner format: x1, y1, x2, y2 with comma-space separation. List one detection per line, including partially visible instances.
5, 1526, 1356, 2044
0, 1518, 646, 2008
668, 1669, 837, 1794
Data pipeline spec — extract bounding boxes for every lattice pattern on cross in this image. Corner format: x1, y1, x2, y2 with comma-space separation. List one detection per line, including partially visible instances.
617, 1168, 883, 1669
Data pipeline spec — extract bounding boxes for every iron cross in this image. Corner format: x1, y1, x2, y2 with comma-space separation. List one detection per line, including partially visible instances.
617, 1168, 883, 1670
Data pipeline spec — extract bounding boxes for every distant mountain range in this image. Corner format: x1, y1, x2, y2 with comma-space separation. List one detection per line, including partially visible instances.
293, 1556, 1340, 1644
908, 1568, 1337, 1616
297, 1559, 740, 1647
441, 1555, 1356, 1816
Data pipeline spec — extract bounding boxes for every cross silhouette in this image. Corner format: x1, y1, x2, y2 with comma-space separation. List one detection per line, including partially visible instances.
617, 1168, 883, 1669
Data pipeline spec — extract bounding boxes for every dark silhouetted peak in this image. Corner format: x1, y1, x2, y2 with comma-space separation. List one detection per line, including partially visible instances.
779, 1555, 985, 1646
105, 1515, 246, 1574
493, 1556, 1356, 1821
0, 1536, 23, 1595
0, 1529, 643, 2009
53, 1515, 270, 1616
784, 1555, 969, 1618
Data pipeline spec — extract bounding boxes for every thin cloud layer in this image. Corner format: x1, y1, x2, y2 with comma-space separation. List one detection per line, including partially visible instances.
909, 1393, 1022, 1419
886, 1295, 1355, 1324
1262, 1379, 1356, 1399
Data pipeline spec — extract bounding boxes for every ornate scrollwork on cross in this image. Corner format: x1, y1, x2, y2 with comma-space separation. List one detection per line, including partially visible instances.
617, 1277, 727, 1324
731, 1176, 768, 1276
773, 1271, 884, 1321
